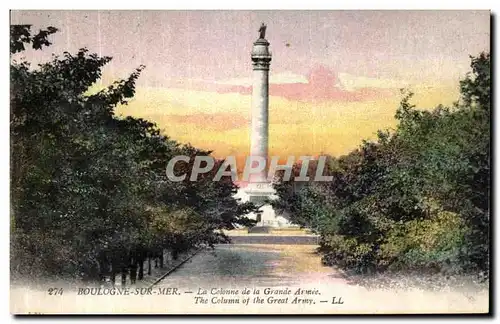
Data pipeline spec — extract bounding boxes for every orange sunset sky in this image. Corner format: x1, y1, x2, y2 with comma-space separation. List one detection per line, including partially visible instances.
11, 10, 490, 161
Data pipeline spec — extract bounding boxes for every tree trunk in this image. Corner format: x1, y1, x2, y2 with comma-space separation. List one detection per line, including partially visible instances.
138, 259, 144, 280
98, 255, 109, 285
121, 268, 127, 287
110, 269, 116, 287
130, 264, 137, 284
148, 257, 152, 275
159, 252, 164, 268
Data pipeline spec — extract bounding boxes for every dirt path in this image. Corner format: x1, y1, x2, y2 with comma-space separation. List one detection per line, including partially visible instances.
10, 243, 489, 314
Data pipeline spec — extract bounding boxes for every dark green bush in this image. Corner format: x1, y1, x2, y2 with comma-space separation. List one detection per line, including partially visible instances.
274, 53, 490, 277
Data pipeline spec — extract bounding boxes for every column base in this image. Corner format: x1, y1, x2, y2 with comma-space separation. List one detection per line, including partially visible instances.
234, 183, 292, 228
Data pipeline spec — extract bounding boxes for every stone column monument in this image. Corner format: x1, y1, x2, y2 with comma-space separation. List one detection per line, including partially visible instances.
250, 23, 272, 184
235, 23, 291, 229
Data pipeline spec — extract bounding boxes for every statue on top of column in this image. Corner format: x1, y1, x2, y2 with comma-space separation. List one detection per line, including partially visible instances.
258, 23, 267, 39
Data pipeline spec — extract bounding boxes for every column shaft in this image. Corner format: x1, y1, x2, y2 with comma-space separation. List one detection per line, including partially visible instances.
250, 68, 269, 182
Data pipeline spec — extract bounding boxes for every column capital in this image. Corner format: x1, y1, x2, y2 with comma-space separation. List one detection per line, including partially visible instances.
252, 58, 271, 71
251, 38, 272, 71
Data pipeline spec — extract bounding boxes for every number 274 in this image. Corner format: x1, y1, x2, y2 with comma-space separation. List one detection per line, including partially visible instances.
47, 288, 63, 295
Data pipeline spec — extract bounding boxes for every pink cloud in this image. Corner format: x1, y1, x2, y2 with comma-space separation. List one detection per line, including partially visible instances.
215, 66, 392, 103
167, 113, 248, 132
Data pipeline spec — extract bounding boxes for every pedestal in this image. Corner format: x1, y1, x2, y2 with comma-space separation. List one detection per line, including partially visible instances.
235, 182, 291, 228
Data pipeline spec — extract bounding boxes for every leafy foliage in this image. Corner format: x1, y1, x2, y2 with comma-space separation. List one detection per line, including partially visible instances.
10, 25, 257, 282
10, 25, 58, 54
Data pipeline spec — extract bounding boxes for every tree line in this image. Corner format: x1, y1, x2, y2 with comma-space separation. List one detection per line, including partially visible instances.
10, 25, 258, 284
273, 53, 490, 277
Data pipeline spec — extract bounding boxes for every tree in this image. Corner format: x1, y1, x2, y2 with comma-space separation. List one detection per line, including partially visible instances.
10, 25, 258, 282
273, 53, 491, 276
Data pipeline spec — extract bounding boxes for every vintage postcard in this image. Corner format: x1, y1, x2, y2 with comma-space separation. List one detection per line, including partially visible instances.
9, 10, 491, 315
